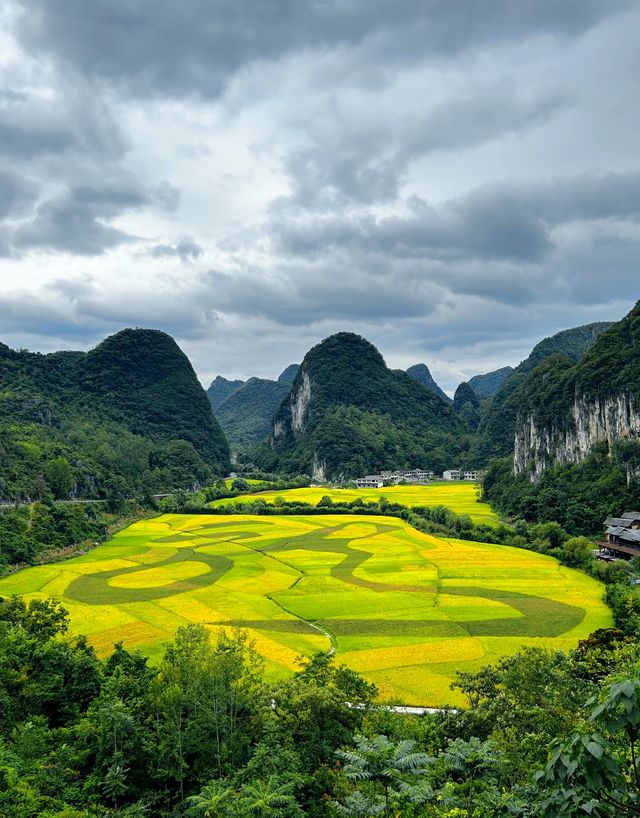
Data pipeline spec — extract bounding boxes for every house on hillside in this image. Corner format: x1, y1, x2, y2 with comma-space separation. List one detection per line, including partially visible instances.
597, 512, 640, 559
463, 470, 480, 480
355, 475, 384, 489
442, 469, 462, 480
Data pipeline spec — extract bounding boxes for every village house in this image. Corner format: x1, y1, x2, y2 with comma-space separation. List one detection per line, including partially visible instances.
442, 469, 480, 481
373, 469, 434, 485
355, 475, 384, 488
597, 512, 640, 559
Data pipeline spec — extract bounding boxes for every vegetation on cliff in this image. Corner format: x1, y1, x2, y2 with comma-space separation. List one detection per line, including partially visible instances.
452, 381, 481, 430
406, 363, 451, 404
262, 333, 465, 478
0, 329, 229, 502
475, 321, 613, 461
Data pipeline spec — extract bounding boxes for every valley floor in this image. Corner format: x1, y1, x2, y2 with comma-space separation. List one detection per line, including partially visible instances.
211, 482, 498, 525
0, 512, 610, 706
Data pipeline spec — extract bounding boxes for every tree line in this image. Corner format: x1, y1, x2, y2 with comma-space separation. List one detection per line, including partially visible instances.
1, 595, 640, 817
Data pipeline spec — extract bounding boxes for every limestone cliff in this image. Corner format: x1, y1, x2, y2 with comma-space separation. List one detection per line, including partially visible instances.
514, 393, 640, 481
512, 302, 640, 482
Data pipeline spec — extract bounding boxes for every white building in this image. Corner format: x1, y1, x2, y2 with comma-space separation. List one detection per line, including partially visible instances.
463, 470, 480, 480
442, 469, 462, 480
355, 475, 384, 488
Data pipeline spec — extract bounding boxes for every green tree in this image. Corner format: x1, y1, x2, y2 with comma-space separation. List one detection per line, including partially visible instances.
186, 779, 236, 817
45, 457, 73, 500
237, 776, 305, 818
335, 734, 432, 817
536, 676, 640, 816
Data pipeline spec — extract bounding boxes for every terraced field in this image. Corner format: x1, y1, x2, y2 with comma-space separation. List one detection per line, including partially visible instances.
0, 514, 611, 706
212, 483, 498, 525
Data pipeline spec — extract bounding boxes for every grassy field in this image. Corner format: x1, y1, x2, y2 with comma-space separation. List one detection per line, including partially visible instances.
212, 483, 498, 525
0, 514, 611, 706
223, 478, 264, 489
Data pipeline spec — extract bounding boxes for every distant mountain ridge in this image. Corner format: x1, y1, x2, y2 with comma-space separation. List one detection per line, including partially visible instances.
207, 376, 245, 410
262, 332, 463, 479
468, 366, 514, 399
406, 363, 452, 404
453, 382, 480, 430
207, 365, 300, 450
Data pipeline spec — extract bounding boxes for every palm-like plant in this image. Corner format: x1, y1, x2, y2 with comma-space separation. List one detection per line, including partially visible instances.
186, 779, 236, 817
238, 776, 304, 818
336, 734, 432, 816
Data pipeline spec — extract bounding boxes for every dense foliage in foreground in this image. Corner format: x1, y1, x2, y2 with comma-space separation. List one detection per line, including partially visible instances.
1, 596, 640, 817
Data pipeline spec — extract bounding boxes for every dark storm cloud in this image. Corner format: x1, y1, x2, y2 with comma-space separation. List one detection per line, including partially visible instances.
0, 276, 220, 343
0, 61, 175, 255
0, 85, 125, 160
13, 0, 631, 99
200, 267, 442, 326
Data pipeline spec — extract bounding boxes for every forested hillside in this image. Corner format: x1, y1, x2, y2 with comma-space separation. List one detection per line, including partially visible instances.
208, 365, 300, 451
468, 365, 513, 399
215, 377, 290, 450
261, 333, 466, 479
0, 329, 230, 502
452, 381, 480, 430
207, 375, 245, 410
475, 321, 612, 462
484, 304, 640, 530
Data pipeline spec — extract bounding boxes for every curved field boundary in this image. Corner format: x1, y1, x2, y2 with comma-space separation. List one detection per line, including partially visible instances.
0, 513, 611, 706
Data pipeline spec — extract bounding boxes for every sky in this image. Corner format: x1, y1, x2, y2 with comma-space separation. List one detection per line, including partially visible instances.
0, 1, 638, 394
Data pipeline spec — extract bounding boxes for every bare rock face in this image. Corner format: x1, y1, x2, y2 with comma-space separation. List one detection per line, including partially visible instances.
290, 371, 312, 435
514, 393, 640, 482
511, 301, 640, 484
312, 453, 326, 481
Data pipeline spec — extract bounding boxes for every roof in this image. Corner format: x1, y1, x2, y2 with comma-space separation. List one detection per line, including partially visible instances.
621, 512, 640, 520
606, 526, 640, 542
605, 517, 630, 527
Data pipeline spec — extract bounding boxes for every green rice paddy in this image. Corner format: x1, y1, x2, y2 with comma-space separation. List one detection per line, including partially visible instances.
212, 482, 498, 525
0, 514, 611, 706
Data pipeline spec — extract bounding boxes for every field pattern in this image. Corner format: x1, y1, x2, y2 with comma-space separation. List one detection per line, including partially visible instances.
211, 483, 498, 525
0, 514, 611, 706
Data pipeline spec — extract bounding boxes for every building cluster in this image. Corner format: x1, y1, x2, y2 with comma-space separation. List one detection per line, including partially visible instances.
597, 512, 640, 560
354, 468, 480, 489
442, 469, 480, 481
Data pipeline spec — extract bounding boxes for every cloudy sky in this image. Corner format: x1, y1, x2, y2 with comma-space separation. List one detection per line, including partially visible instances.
0, 1, 638, 393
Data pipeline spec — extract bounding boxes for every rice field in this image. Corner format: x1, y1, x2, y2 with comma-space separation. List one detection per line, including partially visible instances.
0, 514, 611, 706
212, 482, 498, 525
